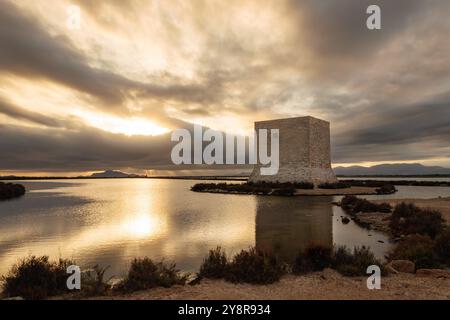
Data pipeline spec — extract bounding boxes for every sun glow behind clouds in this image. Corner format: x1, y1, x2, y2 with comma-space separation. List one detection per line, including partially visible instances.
75, 111, 170, 136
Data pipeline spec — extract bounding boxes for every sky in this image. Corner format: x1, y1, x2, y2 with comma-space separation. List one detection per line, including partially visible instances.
1, 0, 450, 175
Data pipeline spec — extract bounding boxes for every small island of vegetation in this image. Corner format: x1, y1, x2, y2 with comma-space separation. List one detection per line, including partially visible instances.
0, 182, 26, 200
191, 181, 397, 196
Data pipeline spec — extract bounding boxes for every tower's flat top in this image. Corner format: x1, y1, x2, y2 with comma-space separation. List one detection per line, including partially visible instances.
254, 116, 330, 125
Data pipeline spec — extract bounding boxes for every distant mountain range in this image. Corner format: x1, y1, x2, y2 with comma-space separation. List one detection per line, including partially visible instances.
90, 170, 142, 178
334, 163, 450, 176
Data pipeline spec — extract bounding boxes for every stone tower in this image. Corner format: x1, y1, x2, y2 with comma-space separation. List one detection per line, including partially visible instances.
248, 116, 337, 185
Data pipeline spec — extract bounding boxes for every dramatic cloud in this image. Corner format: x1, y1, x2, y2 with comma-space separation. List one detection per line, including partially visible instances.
1, 0, 450, 173
0, 98, 65, 128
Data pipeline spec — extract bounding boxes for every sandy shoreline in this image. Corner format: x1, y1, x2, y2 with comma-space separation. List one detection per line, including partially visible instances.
73, 269, 450, 300
353, 198, 450, 234
374, 197, 450, 225
342, 197, 450, 235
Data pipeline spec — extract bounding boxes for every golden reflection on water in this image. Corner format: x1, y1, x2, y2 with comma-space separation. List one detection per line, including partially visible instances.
119, 184, 168, 239
0, 179, 257, 275
0, 179, 395, 276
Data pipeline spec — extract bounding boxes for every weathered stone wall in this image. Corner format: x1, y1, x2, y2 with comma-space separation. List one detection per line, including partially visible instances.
248, 116, 337, 185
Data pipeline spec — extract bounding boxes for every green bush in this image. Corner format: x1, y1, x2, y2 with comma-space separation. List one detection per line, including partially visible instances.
293, 245, 383, 277
1, 256, 74, 299
341, 196, 391, 214
292, 253, 314, 274
225, 248, 285, 284
191, 181, 314, 195
271, 187, 296, 196
119, 258, 188, 292
375, 184, 397, 195
340, 195, 358, 208
389, 234, 439, 269
293, 244, 333, 274
304, 244, 333, 271
318, 182, 351, 189
199, 247, 229, 279
333, 246, 384, 277
332, 245, 355, 266
81, 265, 110, 296
433, 228, 450, 266
390, 203, 444, 238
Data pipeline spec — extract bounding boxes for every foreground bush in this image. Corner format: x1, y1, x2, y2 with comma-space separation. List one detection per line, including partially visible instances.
293, 245, 384, 277
119, 258, 188, 292
225, 248, 285, 284
389, 203, 444, 238
199, 247, 228, 279
293, 244, 333, 274
389, 234, 439, 269
0, 182, 26, 200
1, 256, 74, 299
80, 265, 111, 296
433, 229, 450, 266
335, 246, 385, 277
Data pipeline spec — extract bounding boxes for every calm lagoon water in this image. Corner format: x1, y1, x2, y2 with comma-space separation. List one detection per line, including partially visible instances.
1, 178, 449, 277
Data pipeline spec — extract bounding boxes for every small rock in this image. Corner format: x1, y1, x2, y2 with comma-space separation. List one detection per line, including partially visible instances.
342, 217, 350, 224
377, 240, 384, 243
107, 277, 123, 290
386, 260, 415, 273
385, 264, 399, 274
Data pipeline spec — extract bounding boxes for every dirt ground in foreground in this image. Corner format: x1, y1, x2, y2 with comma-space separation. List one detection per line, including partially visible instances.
83, 269, 450, 300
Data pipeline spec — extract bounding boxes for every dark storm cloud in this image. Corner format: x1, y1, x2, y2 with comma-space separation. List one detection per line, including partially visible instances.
0, 0, 135, 106
1, 0, 450, 171
0, 0, 217, 113
289, 0, 425, 62
340, 98, 450, 146
0, 124, 173, 171
332, 93, 450, 163
0, 98, 64, 128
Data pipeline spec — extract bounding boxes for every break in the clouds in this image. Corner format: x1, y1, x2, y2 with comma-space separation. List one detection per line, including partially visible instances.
0, 0, 450, 174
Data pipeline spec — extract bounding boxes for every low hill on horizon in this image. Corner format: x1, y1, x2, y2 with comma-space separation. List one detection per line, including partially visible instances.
334, 163, 450, 176
90, 170, 141, 178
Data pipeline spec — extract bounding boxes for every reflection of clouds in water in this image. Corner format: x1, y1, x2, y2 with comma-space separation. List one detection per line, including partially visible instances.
0, 179, 398, 276
0, 179, 257, 275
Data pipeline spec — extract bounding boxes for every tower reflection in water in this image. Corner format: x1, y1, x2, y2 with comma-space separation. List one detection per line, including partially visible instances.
255, 196, 333, 263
